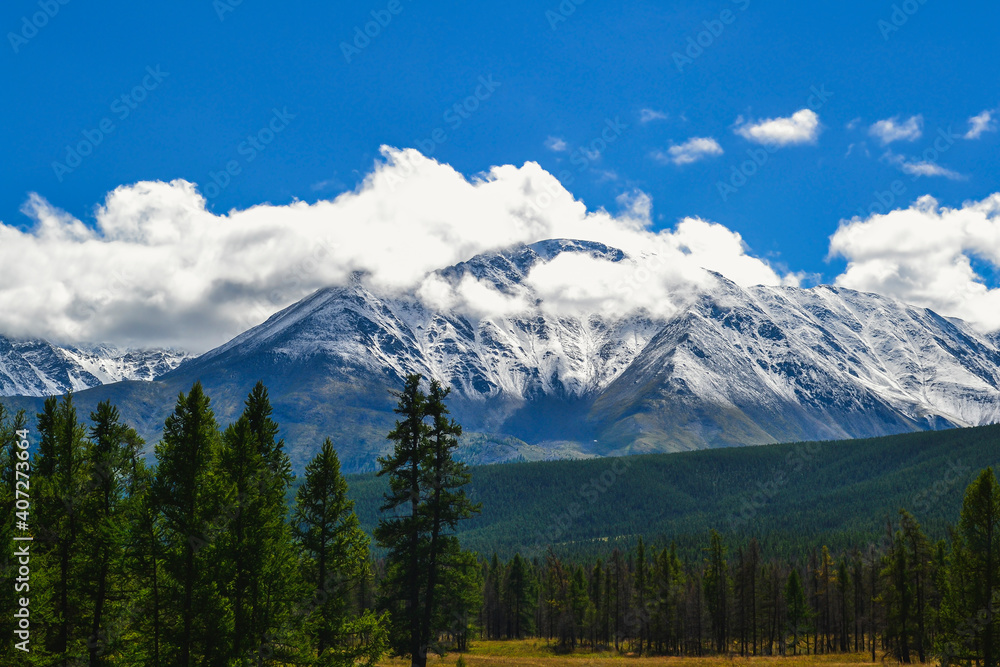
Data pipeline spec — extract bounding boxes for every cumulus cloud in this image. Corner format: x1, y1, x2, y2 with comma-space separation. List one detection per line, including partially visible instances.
881, 150, 965, 180
734, 109, 820, 146
965, 110, 997, 140
652, 137, 724, 166
831, 194, 1000, 332
0, 147, 791, 352
639, 108, 668, 123
420, 216, 788, 322
868, 115, 923, 145
544, 136, 568, 152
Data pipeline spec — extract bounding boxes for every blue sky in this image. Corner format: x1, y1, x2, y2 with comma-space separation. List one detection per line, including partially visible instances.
3, 0, 1000, 349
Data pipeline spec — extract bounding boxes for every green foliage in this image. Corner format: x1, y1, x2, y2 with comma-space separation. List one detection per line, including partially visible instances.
293, 437, 386, 664
940, 467, 1000, 667
154, 382, 233, 666
348, 423, 1000, 560
375, 374, 481, 664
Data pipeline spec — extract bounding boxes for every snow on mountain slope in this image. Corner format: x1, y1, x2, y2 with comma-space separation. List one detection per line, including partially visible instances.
0, 336, 188, 397
188, 240, 663, 417
8, 239, 999, 469
590, 274, 1000, 453
176, 239, 1000, 458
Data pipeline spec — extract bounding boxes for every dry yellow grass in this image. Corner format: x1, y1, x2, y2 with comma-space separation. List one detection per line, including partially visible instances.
377, 640, 886, 667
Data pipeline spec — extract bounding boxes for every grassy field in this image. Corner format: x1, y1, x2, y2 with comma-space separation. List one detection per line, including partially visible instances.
378, 641, 884, 667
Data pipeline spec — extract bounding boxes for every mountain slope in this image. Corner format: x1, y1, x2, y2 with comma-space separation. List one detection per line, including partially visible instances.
5, 239, 999, 472
590, 278, 1000, 453
0, 335, 187, 397
346, 423, 1000, 559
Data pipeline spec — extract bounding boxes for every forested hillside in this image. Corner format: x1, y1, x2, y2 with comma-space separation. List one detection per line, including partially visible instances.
348, 424, 1000, 559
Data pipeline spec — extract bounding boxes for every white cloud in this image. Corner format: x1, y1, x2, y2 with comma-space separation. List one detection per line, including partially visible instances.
0, 147, 791, 352
881, 150, 965, 180
868, 115, 923, 145
965, 110, 997, 140
831, 194, 1000, 332
544, 136, 568, 152
652, 137, 724, 166
310, 176, 346, 192
734, 109, 821, 146
639, 108, 668, 123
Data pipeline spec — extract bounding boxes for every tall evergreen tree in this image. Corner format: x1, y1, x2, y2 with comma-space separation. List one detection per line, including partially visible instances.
154, 382, 232, 667
121, 428, 163, 666
34, 393, 90, 660
703, 530, 729, 653
785, 568, 808, 655
419, 380, 481, 657
503, 553, 536, 639
293, 438, 387, 665
81, 401, 135, 665
375, 375, 480, 666
375, 375, 429, 662
942, 467, 1000, 667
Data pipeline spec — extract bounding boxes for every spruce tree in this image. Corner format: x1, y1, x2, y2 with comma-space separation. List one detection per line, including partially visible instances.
121, 428, 163, 665
503, 553, 536, 639
942, 467, 1000, 667
419, 380, 481, 656
375, 375, 480, 665
375, 374, 430, 662
33, 393, 90, 660
293, 437, 387, 665
154, 382, 232, 666
785, 568, 808, 655
81, 401, 135, 665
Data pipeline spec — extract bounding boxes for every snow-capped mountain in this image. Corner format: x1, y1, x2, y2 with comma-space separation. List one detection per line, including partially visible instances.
0, 336, 188, 397
5, 238, 999, 472
160, 238, 1000, 468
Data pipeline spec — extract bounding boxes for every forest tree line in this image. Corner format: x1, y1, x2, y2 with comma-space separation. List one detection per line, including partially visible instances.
1, 375, 999, 667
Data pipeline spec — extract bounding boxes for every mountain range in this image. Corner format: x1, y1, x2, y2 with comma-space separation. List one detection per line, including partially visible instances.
2, 239, 999, 473
0, 336, 187, 397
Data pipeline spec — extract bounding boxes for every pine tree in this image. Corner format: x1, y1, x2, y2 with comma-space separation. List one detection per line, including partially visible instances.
33, 393, 90, 660
293, 437, 386, 665
120, 428, 163, 665
154, 382, 232, 666
375, 374, 429, 662
785, 568, 808, 655
941, 467, 1000, 667
503, 553, 536, 639
899, 510, 932, 662
375, 375, 480, 665
419, 380, 481, 656
703, 530, 729, 653
81, 401, 135, 665
217, 382, 301, 665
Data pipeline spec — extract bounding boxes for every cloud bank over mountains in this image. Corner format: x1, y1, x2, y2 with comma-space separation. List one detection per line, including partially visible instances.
2, 147, 999, 351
